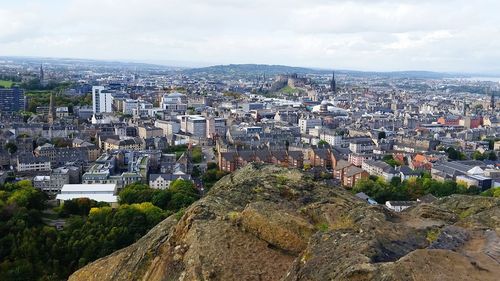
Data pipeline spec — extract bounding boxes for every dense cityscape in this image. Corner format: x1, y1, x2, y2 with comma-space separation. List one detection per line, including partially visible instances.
0, 56, 498, 279
1, 0, 500, 279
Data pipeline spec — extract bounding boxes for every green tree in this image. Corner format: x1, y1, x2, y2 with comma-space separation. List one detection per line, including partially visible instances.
480, 187, 500, 197
151, 191, 171, 210
472, 151, 486, 160
191, 146, 203, 163
118, 183, 157, 205
487, 151, 497, 161
4, 142, 17, 154
168, 179, 198, 210
446, 147, 466, 160
383, 155, 400, 167
317, 140, 329, 146
202, 164, 228, 190
378, 131, 386, 140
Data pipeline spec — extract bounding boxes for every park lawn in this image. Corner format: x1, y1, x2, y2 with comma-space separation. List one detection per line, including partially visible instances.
280, 85, 303, 95
0, 80, 14, 87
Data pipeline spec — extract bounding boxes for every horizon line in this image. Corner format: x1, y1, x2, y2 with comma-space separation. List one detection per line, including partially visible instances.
1, 55, 500, 76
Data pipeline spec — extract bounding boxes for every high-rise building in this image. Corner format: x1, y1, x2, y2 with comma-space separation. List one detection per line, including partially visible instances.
92, 86, 113, 113
331, 71, 336, 94
0, 87, 25, 112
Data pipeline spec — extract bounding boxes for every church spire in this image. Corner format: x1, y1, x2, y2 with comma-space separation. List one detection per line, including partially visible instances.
331, 71, 336, 94
40, 64, 44, 84
48, 93, 56, 124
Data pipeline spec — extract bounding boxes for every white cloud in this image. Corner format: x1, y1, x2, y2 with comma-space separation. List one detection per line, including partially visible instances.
0, 0, 499, 72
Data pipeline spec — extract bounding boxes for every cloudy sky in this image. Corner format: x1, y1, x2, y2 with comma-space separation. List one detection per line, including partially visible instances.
0, 0, 499, 72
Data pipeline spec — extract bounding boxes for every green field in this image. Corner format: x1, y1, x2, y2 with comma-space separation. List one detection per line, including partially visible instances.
280, 85, 302, 95
0, 80, 14, 87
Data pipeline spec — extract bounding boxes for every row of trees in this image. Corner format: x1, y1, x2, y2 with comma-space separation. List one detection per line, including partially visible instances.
352, 174, 479, 203
19, 79, 70, 91
201, 162, 229, 190
25, 91, 92, 113
118, 179, 199, 212
444, 146, 497, 161
481, 187, 500, 197
472, 150, 498, 161
445, 147, 466, 160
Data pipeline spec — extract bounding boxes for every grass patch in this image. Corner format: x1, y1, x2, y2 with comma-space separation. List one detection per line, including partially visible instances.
275, 175, 289, 185
253, 186, 264, 193
330, 216, 356, 230
174, 208, 186, 220
191, 146, 203, 163
300, 250, 312, 264
0, 80, 14, 88
459, 209, 474, 219
315, 222, 329, 232
280, 85, 301, 95
227, 211, 241, 223
426, 228, 441, 243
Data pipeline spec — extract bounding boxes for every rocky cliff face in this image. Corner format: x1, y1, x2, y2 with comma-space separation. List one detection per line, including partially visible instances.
70, 164, 500, 281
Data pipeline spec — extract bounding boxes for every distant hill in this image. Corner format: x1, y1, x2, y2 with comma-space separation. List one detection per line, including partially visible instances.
335, 70, 467, 79
183, 64, 467, 79
183, 64, 330, 76
0, 56, 183, 72
0, 57, 476, 78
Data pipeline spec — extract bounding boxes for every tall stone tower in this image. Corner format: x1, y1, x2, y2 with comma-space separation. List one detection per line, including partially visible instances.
48, 93, 56, 124
490, 88, 496, 113
331, 71, 336, 94
40, 64, 44, 84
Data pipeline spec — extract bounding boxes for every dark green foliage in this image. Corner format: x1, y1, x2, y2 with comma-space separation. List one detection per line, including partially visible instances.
481, 187, 500, 197
25, 91, 92, 113
472, 151, 485, 160
163, 144, 188, 153
202, 163, 229, 190
0, 179, 199, 280
353, 176, 473, 203
4, 142, 18, 154
52, 138, 73, 148
163, 145, 188, 160
118, 182, 158, 205
191, 165, 201, 178
191, 146, 203, 163
317, 140, 329, 146
487, 151, 498, 160
382, 155, 400, 167
472, 150, 497, 161
446, 147, 466, 160
57, 198, 109, 217
118, 180, 198, 212
207, 162, 218, 170
20, 79, 64, 91
378, 131, 386, 140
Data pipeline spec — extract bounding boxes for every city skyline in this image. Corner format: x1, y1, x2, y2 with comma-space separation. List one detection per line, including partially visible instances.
1, 0, 500, 73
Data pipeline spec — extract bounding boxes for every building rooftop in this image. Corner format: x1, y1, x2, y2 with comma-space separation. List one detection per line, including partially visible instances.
59, 184, 116, 193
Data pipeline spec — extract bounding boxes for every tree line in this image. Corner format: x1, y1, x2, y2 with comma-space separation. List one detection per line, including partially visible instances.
352, 173, 481, 203
0, 179, 198, 280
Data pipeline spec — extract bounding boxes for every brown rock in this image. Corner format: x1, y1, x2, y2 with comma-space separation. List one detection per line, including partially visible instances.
70, 164, 500, 281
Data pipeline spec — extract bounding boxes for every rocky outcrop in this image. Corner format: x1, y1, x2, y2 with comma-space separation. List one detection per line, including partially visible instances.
70, 164, 500, 281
